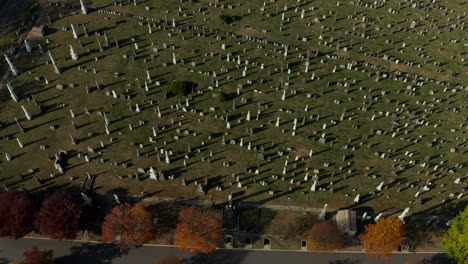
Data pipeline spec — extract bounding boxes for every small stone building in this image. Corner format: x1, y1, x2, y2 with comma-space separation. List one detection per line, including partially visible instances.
333, 210, 357, 236
28, 25, 45, 39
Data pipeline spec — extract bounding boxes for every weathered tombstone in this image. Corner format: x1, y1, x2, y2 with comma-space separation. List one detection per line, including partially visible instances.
70, 45, 79, 61
21, 105, 33, 120
48, 51, 61, 74
4, 54, 19, 76
6, 81, 19, 102
80, 0, 88, 15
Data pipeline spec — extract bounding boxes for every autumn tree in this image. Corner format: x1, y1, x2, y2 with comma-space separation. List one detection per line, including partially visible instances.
359, 216, 406, 259
102, 203, 154, 250
442, 206, 468, 264
174, 207, 224, 254
305, 221, 344, 251
34, 192, 84, 240
153, 256, 182, 264
23, 246, 54, 264
0, 189, 36, 238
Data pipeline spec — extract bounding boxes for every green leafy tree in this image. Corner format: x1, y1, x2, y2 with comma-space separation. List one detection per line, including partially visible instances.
219, 14, 231, 23
442, 206, 468, 264
215, 91, 228, 102
169, 81, 193, 97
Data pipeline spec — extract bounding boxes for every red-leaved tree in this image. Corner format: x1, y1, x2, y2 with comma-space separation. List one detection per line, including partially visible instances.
102, 203, 154, 251
34, 192, 84, 239
23, 246, 54, 264
305, 221, 345, 251
174, 207, 224, 254
0, 189, 36, 238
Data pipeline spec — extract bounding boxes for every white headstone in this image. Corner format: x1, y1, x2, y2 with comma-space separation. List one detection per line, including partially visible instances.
6, 81, 19, 102
4, 54, 19, 76
80, 0, 88, 15
21, 105, 33, 120
69, 45, 79, 61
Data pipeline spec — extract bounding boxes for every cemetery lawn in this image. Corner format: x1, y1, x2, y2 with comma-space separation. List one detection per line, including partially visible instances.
0, 0, 466, 219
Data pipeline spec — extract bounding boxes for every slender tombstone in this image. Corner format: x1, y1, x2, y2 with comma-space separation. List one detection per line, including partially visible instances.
80, 0, 88, 15
318, 203, 328, 220
4, 54, 19, 76
21, 105, 33, 120
71, 24, 78, 39
24, 39, 32, 53
48, 51, 61, 74
96, 35, 103, 52
70, 45, 79, 61
6, 81, 19, 102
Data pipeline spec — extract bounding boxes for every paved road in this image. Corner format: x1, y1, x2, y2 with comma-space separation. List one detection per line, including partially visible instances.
0, 238, 451, 264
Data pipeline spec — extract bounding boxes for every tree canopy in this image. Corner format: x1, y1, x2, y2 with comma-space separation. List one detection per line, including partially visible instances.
102, 203, 154, 251
168, 81, 195, 97
34, 192, 83, 240
442, 206, 468, 264
174, 207, 224, 254
0, 189, 36, 238
359, 216, 406, 259
305, 221, 344, 251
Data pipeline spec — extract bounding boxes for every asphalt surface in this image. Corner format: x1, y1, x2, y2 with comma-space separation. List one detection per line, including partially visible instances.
0, 237, 451, 264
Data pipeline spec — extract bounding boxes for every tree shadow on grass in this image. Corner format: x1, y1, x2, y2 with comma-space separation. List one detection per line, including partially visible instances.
56, 243, 123, 264
0, 255, 10, 264
429, 253, 456, 264
186, 249, 248, 264
421, 199, 467, 218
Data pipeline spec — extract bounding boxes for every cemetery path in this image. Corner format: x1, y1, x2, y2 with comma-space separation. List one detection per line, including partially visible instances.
129, 195, 326, 213
116, 195, 452, 220
0, 237, 447, 264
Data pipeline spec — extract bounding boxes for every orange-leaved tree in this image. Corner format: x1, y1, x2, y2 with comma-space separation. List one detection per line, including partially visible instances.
359, 216, 406, 259
153, 256, 182, 264
174, 207, 224, 254
102, 203, 154, 251
305, 221, 345, 251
